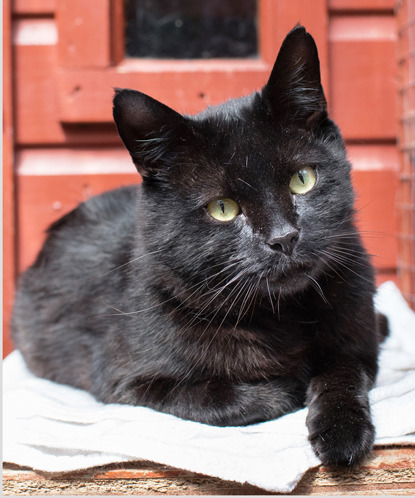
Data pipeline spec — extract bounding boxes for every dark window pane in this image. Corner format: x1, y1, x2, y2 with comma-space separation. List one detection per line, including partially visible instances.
125, 0, 258, 59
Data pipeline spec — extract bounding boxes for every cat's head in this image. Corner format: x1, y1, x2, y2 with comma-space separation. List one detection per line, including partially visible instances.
113, 26, 355, 307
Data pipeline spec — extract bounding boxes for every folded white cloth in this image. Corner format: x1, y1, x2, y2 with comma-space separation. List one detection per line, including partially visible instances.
3, 281, 415, 493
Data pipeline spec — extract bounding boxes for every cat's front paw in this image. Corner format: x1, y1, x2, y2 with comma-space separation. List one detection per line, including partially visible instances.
306, 400, 375, 466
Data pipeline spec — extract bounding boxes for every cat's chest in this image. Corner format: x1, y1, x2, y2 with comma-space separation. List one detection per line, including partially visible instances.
183, 317, 312, 381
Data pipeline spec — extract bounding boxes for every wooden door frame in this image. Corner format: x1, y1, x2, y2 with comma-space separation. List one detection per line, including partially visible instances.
3, 0, 16, 357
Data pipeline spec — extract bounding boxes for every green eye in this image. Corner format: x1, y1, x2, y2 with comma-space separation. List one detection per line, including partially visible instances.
289, 167, 317, 195
207, 198, 240, 222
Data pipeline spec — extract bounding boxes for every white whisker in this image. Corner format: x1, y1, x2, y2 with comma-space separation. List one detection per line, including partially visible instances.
97, 249, 164, 277
306, 274, 331, 307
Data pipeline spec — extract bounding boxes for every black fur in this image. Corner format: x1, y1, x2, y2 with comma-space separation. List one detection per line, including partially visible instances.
12, 26, 386, 466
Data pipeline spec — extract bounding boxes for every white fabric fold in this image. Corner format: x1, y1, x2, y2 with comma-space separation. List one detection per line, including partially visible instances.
3, 281, 415, 492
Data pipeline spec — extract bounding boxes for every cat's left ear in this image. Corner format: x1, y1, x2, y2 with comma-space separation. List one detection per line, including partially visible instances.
263, 25, 327, 127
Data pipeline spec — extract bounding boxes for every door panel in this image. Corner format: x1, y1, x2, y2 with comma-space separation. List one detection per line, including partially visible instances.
4, 0, 399, 356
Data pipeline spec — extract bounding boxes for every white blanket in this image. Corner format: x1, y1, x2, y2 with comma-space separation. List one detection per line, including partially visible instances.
3, 281, 415, 493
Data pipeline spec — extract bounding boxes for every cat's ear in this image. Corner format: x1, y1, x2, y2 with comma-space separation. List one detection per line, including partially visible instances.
263, 25, 327, 127
113, 89, 190, 177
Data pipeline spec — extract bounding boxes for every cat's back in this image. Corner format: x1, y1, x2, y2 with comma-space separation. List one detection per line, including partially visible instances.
11, 185, 140, 386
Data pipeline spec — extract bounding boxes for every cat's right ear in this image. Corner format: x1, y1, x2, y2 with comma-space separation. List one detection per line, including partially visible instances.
113, 89, 190, 177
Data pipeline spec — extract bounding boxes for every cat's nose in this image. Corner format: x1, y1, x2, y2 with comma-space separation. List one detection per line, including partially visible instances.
267, 229, 299, 255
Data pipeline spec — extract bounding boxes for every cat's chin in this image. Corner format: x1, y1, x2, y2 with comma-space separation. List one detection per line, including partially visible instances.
260, 276, 310, 297
259, 262, 321, 297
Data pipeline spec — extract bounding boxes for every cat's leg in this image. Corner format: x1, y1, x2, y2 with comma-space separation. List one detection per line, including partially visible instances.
112, 376, 305, 426
306, 362, 375, 466
305, 300, 380, 466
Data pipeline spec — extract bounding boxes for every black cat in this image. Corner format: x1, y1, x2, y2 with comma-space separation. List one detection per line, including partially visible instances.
12, 26, 388, 466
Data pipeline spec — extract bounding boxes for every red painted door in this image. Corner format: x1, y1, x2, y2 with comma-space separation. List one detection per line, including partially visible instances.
3, 0, 398, 356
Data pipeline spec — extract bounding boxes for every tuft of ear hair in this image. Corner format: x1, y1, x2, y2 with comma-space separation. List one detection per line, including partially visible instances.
113, 88, 189, 177
263, 25, 327, 127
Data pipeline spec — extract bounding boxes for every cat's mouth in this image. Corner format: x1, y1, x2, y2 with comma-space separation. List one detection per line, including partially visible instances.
258, 259, 317, 296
